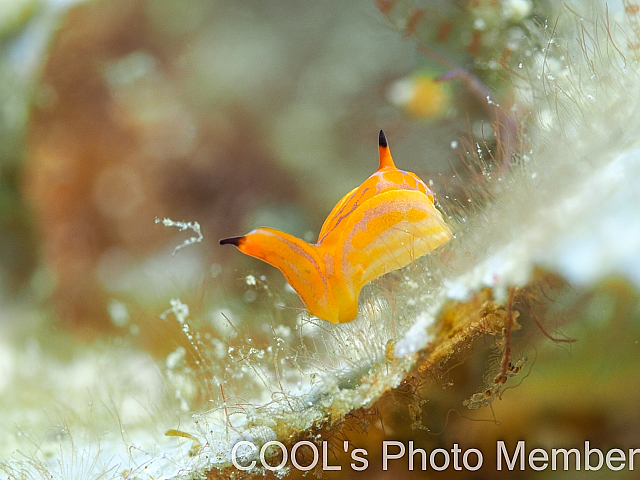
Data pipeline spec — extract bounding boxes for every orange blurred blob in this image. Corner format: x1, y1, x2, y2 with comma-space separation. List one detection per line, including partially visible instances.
388, 75, 449, 119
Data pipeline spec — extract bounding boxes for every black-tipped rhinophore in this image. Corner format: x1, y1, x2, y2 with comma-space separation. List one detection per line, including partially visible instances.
378, 129, 388, 148
220, 236, 243, 246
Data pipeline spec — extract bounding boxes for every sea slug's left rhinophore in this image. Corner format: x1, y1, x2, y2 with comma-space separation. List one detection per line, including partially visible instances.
220, 130, 452, 323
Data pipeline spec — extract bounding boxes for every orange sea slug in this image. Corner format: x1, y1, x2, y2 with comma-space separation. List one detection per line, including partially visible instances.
221, 130, 452, 323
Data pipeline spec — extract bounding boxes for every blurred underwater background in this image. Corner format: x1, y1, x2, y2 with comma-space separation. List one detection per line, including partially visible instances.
1, 0, 640, 478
